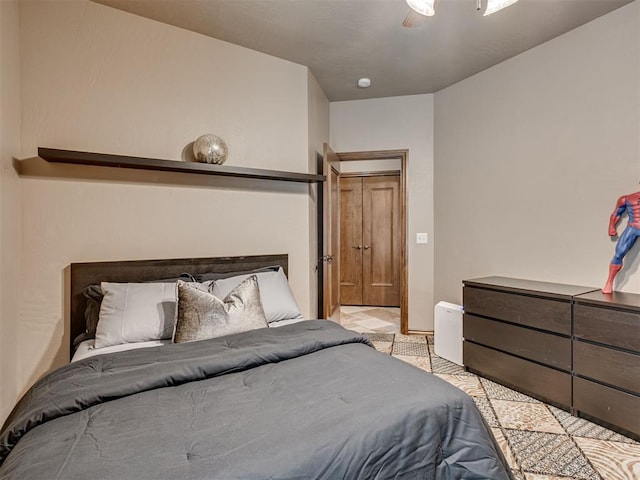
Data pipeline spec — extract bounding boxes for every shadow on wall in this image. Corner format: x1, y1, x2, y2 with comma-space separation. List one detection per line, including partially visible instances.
21, 265, 70, 399
21, 318, 67, 400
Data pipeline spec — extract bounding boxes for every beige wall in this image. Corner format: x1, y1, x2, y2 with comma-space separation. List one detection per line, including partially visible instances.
0, 0, 23, 423
434, 1, 640, 305
330, 95, 435, 331
15, 0, 316, 401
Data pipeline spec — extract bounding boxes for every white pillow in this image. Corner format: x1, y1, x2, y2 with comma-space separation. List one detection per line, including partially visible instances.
211, 267, 303, 323
94, 282, 177, 348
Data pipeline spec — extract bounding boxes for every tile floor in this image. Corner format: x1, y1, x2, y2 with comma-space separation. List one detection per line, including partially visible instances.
340, 305, 400, 333
340, 308, 640, 480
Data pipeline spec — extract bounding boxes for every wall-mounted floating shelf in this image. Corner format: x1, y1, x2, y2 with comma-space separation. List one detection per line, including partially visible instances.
37, 148, 325, 184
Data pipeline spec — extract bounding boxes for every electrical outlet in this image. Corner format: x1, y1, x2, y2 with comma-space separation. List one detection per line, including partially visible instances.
416, 233, 428, 244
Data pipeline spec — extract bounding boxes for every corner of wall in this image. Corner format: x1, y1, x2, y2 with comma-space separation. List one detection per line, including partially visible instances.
0, 0, 24, 423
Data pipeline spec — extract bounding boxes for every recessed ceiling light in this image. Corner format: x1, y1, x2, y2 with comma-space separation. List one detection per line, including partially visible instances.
357, 78, 371, 88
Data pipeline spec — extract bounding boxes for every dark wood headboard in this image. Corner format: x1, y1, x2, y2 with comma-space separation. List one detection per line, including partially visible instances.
69, 254, 288, 357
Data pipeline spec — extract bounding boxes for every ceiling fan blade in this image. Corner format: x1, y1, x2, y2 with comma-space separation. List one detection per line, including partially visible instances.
402, 9, 428, 28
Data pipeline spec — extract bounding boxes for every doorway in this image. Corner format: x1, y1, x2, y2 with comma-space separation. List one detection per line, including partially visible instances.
319, 146, 408, 334
340, 173, 401, 307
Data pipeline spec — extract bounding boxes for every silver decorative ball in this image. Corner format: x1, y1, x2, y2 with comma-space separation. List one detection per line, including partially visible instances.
193, 134, 228, 164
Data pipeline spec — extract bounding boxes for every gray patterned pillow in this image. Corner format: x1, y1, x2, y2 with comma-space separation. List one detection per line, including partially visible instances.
173, 275, 268, 344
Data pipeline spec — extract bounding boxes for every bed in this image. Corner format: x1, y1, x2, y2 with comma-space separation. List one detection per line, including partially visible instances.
0, 254, 512, 479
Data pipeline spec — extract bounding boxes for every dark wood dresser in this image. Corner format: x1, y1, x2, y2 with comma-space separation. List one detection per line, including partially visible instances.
463, 276, 640, 440
572, 290, 640, 439
462, 277, 596, 410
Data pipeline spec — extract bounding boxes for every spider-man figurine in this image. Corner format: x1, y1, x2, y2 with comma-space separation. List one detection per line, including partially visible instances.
603, 190, 640, 293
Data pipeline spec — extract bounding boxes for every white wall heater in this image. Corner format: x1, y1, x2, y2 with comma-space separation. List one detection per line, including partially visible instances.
434, 301, 464, 366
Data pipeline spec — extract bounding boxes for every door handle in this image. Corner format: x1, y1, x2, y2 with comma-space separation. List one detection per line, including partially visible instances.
354, 245, 362, 250
363, 245, 370, 250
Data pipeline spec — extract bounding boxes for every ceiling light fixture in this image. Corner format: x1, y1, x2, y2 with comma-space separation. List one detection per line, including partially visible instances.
405, 0, 435, 17
405, 0, 518, 18
357, 77, 372, 88
483, 0, 519, 15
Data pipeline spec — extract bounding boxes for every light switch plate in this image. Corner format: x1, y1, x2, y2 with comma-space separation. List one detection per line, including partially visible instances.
416, 232, 428, 244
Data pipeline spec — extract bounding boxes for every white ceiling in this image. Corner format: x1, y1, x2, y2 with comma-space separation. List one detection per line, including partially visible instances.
92, 0, 634, 101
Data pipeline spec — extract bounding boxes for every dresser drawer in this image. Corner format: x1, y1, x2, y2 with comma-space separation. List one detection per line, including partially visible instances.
574, 377, 640, 439
463, 286, 570, 335
464, 314, 570, 371
574, 341, 640, 395
574, 304, 640, 352
464, 341, 571, 408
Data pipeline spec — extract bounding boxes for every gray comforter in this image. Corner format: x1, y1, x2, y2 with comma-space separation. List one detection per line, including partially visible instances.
0, 320, 512, 479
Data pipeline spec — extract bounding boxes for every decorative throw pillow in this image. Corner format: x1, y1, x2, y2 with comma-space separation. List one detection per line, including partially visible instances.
95, 282, 178, 348
211, 268, 303, 323
173, 276, 268, 344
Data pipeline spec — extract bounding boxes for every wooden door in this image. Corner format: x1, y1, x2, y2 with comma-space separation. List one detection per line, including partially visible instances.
322, 144, 341, 321
339, 174, 400, 307
340, 177, 363, 304
363, 175, 400, 306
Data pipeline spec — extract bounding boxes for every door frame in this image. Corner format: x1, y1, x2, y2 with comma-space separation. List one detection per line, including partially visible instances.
327, 149, 409, 334
319, 144, 341, 322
